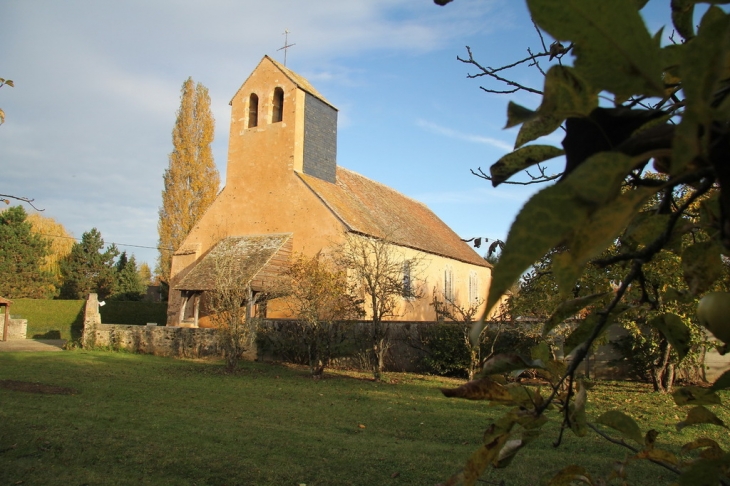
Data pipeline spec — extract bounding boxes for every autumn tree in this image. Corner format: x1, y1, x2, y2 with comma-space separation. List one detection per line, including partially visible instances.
336, 234, 425, 380
434, 1, 730, 485
0, 206, 56, 298
157, 77, 219, 283
205, 239, 271, 372
282, 253, 364, 378
138, 262, 153, 287
59, 228, 119, 300
26, 212, 74, 284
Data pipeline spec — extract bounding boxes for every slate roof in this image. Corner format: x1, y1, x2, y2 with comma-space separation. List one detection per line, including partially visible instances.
174, 234, 292, 291
298, 168, 489, 268
230, 55, 336, 110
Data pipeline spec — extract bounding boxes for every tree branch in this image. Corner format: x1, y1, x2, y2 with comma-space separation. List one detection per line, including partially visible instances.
0, 194, 44, 211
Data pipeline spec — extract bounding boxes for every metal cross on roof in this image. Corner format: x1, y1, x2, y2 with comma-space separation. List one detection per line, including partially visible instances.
278, 29, 296, 66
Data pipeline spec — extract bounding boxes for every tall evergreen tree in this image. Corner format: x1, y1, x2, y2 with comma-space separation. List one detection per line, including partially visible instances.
112, 251, 146, 301
157, 77, 219, 283
0, 206, 56, 298
59, 228, 119, 300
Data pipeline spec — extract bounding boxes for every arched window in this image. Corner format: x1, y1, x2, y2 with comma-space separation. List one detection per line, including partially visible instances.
248, 93, 259, 128
272, 87, 284, 123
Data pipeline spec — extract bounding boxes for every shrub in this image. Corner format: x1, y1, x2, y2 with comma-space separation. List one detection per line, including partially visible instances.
420, 323, 471, 377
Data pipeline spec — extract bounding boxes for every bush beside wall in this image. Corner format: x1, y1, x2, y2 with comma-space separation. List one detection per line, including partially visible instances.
10, 299, 85, 340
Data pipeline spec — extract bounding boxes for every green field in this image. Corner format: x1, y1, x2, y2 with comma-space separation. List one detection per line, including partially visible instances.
0, 351, 727, 485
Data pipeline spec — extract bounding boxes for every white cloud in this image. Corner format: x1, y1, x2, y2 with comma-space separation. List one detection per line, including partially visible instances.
415, 119, 514, 152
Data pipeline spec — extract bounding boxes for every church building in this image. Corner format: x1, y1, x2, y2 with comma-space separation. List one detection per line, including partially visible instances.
166, 55, 492, 326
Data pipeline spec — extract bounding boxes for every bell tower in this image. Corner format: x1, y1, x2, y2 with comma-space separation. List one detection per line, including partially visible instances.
225, 56, 338, 189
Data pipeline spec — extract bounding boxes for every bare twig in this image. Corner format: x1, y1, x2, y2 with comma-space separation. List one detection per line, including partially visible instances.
0, 193, 44, 211
586, 423, 688, 477
470, 165, 562, 186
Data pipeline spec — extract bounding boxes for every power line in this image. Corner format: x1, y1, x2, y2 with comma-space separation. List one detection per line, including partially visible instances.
36, 232, 174, 252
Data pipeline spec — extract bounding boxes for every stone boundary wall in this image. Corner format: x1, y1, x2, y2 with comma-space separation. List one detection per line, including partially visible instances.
81, 294, 730, 380
0, 316, 27, 340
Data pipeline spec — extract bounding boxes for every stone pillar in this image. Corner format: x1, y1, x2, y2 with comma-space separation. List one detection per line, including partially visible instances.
82, 293, 102, 348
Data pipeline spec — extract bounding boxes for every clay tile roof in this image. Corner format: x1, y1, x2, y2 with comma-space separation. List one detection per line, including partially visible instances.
298, 168, 489, 267
174, 233, 292, 291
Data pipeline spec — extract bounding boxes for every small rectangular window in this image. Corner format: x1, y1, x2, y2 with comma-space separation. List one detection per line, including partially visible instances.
402, 260, 412, 298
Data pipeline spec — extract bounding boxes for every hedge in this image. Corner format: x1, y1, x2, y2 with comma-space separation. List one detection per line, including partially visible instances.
9, 299, 85, 340
8, 299, 168, 341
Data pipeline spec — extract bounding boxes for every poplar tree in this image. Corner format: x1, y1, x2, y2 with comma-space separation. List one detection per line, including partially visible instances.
157, 77, 219, 282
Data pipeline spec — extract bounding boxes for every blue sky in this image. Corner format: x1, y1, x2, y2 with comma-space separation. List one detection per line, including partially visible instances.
0, 0, 678, 270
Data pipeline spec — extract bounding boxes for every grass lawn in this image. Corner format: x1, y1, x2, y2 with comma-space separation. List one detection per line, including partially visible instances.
0, 351, 728, 485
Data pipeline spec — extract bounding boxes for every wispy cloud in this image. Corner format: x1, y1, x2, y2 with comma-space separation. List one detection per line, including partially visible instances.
415, 119, 514, 152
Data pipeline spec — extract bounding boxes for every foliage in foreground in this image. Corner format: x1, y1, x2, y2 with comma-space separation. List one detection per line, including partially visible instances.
435, 0, 730, 484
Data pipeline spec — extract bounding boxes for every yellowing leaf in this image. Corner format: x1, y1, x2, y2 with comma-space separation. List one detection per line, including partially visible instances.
634, 447, 679, 465
514, 66, 597, 148
441, 377, 513, 402
546, 465, 594, 486
596, 410, 644, 444
677, 405, 727, 430
672, 386, 722, 406
489, 145, 564, 187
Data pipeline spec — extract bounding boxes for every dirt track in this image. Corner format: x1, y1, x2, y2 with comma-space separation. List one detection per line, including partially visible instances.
0, 339, 65, 352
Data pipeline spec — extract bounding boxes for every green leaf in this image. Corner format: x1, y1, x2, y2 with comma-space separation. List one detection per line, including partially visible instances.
527, 0, 664, 98
514, 66, 597, 148
480, 184, 590, 338
489, 145, 564, 187
596, 410, 644, 444
505, 101, 537, 128
648, 313, 692, 360
543, 292, 609, 337
677, 405, 727, 430
672, 8, 730, 173
671, 0, 697, 39
568, 185, 660, 270
564, 314, 602, 356
682, 241, 723, 295
531, 342, 551, 363
672, 386, 722, 406
623, 212, 672, 248
562, 152, 641, 206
